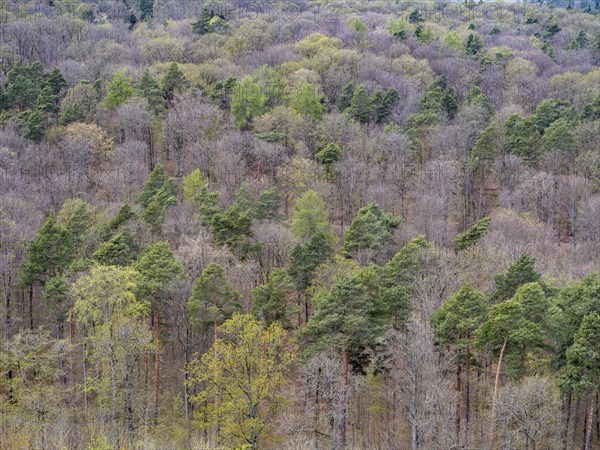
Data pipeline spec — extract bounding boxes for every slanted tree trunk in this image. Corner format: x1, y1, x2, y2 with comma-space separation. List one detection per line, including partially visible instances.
489, 336, 508, 450
29, 284, 33, 329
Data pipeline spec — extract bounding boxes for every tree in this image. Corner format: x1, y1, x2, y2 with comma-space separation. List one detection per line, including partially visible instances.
70, 265, 151, 439
347, 84, 372, 124
136, 164, 178, 233
192, 9, 227, 35
211, 204, 255, 258
338, 82, 354, 112
187, 262, 241, 339
252, 268, 294, 328
230, 76, 267, 129
315, 143, 342, 181
134, 241, 184, 417
161, 63, 188, 104
289, 82, 324, 120
23, 109, 46, 142
137, 69, 165, 114
492, 253, 542, 303
454, 216, 491, 252
559, 313, 600, 450
189, 314, 296, 450
182, 168, 208, 204
104, 69, 134, 110
291, 190, 334, 241
431, 283, 487, 443
348, 16, 367, 33
465, 34, 483, 55
342, 203, 401, 264
477, 283, 549, 450
299, 272, 387, 450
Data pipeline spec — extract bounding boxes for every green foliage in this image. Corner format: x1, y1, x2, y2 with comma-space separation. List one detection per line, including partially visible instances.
559, 312, 600, 395
23, 109, 46, 142
348, 16, 367, 34
254, 65, 286, 108
137, 69, 165, 114
338, 82, 355, 111
23, 212, 74, 285
431, 282, 487, 350
541, 118, 579, 157
454, 216, 492, 252
288, 231, 334, 293
104, 68, 134, 110
291, 190, 334, 241
567, 29, 588, 50
443, 31, 463, 50
343, 203, 401, 262
182, 168, 208, 204
544, 15, 561, 38
419, 77, 458, 120
385, 18, 406, 40
504, 114, 541, 161
187, 263, 241, 333
230, 76, 267, 129
299, 271, 388, 365
252, 268, 294, 328
189, 314, 296, 449
465, 33, 484, 55
492, 253, 542, 303
415, 25, 434, 44
477, 283, 549, 378
374, 88, 400, 123
211, 204, 255, 258
136, 164, 178, 232
161, 63, 188, 104
315, 143, 342, 181
134, 241, 184, 306
253, 187, 280, 220
192, 9, 227, 35
535, 99, 578, 131
408, 9, 423, 23
289, 82, 324, 120
347, 84, 373, 124
93, 232, 136, 266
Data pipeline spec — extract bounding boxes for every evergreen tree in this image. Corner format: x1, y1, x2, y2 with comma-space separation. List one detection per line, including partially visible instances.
252, 268, 294, 328
338, 82, 355, 112
315, 143, 342, 181
187, 263, 242, 337
375, 88, 400, 123
137, 69, 165, 114
288, 231, 334, 293
253, 187, 280, 220
454, 216, 491, 252
23, 109, 46, 142
211, 204, 255, 259
492, 253, 542, 303
343, 203, 401, 263
161, 63, 188, 104
93, 232, 136, 266
465, 33, 484, 55
347, 84, 373, 124
136, 164, 178, 209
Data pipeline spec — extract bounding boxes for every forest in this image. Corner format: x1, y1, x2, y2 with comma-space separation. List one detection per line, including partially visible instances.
0, 0, 599, 448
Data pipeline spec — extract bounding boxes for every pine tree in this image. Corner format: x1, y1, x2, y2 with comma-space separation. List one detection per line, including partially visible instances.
252, 268, 294, 328
492, 253, 542, 303
23, 109, 46, 142
348, 84, 373, 124
454, 216, 492, 252
137, 69, 165, 114
338, 82, 355, 112
465, 33, 483, 55
289, 82, 324, 120
187, 263, 242, 337
291, 190, 334, 241
230, 76, 267, 129
161, 62, 188, 104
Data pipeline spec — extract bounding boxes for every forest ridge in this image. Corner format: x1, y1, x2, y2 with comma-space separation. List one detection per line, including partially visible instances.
0, 0, 599, 449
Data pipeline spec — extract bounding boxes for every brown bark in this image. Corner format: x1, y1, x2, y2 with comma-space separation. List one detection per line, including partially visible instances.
465, 347, 471, 447
563, 391, 572, 450
154, 310, 161, 421
572, 398, 580, 450
456, 361, 462, 442
489, 336, 508, 450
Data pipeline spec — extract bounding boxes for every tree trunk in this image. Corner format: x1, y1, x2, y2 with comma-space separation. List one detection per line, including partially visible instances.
456, 361, 462, 442
489, 336, 508, 450
564, 391, 572, 450
465, 347, 471, 447
584, 399, 593, 450
335, 350, 349, 450
154, 310, 161, 421
29, 284, 33, 329
572, 398, 581, 450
